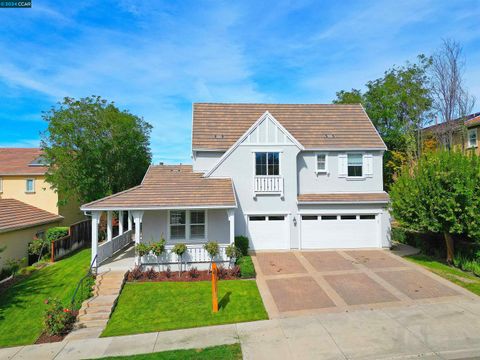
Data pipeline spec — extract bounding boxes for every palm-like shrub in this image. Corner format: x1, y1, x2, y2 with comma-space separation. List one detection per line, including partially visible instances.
150, 238, 166, 270
203, 241, 219, 272
172, 243, 187, 275
225, 244, 241, 268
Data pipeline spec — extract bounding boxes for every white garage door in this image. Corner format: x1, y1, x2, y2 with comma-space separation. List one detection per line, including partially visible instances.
300, 214, 379, 249
247, 215, 289, 250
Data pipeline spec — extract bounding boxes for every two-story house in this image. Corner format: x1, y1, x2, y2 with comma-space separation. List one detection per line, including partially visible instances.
0, 148, 84, 268
82, 104, 390, 268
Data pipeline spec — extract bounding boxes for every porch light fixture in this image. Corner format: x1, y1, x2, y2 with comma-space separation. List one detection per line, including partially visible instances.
293, 216, 297, 226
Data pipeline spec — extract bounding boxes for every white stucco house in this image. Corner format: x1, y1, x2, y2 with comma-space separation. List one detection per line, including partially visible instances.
81, 103, 390, 269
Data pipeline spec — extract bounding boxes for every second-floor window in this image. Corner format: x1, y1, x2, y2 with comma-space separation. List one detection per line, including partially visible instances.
316, 153, 327, 173
347, 154, 363, 177
26, 178, 35, 193
468, 128, 478, 148
255, 152, 279, 176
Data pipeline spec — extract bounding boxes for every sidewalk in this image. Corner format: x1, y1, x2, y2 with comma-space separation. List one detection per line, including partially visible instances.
2, 298, 480, 359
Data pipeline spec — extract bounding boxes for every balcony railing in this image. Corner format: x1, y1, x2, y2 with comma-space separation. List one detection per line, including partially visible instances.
254, 176, 284, 196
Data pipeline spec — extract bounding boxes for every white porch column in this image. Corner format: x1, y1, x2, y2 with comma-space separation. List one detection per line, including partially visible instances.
227, 209, 235, 244
107, 211, 113, 242
91, 211, 101, 268
127, 211, 132, 231
119, 210, 124, 235
131, 210, 144, 265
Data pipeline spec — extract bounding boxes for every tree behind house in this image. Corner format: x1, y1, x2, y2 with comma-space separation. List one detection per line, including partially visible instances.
390, 150, 480, 263
41, 96, 152, 204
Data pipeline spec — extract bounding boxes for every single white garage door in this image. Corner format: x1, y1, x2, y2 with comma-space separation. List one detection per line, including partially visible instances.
300, 214, 379, 249
247, 215, 289, 250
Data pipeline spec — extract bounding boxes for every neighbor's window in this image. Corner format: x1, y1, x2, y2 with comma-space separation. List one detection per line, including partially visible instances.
347, 154, 363, 177
255, 152, 279, 176
468, 128, 478, 148
0, 178, 2, 193
316, 153, 327, 173
170, 211, 186, 239
190, 210, 206, 239
26, 178, 35, 193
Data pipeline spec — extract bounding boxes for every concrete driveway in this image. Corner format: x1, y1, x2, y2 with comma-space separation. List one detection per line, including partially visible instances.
252, 249, 477, 318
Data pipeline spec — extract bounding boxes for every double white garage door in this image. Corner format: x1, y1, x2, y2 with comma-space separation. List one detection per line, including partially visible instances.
247, 213, 380, 250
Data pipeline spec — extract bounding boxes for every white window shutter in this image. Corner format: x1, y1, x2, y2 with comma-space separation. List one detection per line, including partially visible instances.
338, 154, 347, 177
364, 154, 373, 177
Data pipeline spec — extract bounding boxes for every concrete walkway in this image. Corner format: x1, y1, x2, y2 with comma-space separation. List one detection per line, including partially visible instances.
2, 298, 480, 359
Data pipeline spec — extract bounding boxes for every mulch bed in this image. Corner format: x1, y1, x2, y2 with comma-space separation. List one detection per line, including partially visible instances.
34, 310, 78, 344
126, 268, 240, 282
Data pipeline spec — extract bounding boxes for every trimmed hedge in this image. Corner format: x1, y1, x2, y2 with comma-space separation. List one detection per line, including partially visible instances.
46, 227, 69, 242
234, 236, 249, 256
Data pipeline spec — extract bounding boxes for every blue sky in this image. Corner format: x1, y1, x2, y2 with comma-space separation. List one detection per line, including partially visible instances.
1, 0, 479, 164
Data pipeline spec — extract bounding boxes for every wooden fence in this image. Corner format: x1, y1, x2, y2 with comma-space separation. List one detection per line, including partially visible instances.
51, 219, 92, 262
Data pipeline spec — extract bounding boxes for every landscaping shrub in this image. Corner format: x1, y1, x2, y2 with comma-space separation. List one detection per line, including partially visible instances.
146, 267, 158, 280
453, 255, 480, 277
46, 227, 69, 242
234, 236, 249, 256
128, 266, 143, 281
391, 227, 407, 244
28, 237, 50, 263
189, 267, 200, 279
229, 265, 241, 278
236, 256, 255, 279
43, 298, 75, 336
165, 266, 172, 278
135, 243, 150, 257
217, 265, 229, 279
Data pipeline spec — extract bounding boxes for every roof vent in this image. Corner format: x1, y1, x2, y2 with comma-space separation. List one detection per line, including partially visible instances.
213, 134, 224, 139
324, 134, 336, 139
159, 162, 164, 165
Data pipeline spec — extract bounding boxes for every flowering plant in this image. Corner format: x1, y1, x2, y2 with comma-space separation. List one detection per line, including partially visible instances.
43, 298, 75, 336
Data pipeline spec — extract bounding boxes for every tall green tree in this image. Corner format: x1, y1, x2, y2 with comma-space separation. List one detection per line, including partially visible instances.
41, 96, 152, 204
390, 150, 480, 263
333, 55, 433, 188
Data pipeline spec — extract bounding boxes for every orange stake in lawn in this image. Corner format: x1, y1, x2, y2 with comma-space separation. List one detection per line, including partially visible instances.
212, 262, 218, 313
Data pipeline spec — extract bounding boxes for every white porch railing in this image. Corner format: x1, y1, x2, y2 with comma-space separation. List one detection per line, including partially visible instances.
98, 229, 133, 264
140, 243, 230, 266
254, 176, 283, 195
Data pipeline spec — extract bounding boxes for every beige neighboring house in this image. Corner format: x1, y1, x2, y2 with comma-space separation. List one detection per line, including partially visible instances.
0, 199, 62, 268
0, 148, 85, 268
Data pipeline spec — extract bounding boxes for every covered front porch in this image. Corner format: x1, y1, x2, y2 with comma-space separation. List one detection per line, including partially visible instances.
81, 164, 238, 271
89, 207, 236, 271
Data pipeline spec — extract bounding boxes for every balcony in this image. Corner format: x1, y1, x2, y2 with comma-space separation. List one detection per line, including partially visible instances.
254, 176, 284, 196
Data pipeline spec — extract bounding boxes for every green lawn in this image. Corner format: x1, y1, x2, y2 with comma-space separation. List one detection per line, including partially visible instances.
93, 344, 242, 360
0, 249, 91, 347
102, 280, 268, 337
237, 256, 256, 278
405, 254, 480, 296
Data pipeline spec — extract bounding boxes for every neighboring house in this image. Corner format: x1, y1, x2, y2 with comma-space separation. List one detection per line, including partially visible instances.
82, 104, 390, 268
0, 148, 85, 268
0, 199, 62, 268
0, 148, 84, 225
422, 113, 480, 155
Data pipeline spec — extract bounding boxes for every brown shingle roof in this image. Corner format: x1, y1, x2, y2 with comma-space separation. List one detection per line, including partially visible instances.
0, 148, 47, 175
192, 103, 386, 150
466, 115, 480, 128
298, 192, 389, 204
81, 165, 236, 210
0, 199, 62, 233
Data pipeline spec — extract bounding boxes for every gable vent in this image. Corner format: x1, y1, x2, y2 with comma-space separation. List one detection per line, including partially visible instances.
213, 134, 225, 139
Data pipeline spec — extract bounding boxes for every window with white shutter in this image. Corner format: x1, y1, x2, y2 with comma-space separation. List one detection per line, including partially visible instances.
338, 154, 347, 177
363, 154, 373, 177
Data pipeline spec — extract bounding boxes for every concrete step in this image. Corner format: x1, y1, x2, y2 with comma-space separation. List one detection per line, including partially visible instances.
78, 312, 110, 322
75, 319, 109, 329
80, 305, 113, 314
84, 295, 118, 307
94, 288, 121, 296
